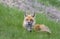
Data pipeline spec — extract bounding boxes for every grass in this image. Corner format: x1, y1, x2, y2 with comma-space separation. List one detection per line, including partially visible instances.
38, 0, 60, 7
0, 4, 60, 39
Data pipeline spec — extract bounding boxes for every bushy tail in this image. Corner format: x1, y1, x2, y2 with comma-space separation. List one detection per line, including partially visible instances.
40, 25, 51, 34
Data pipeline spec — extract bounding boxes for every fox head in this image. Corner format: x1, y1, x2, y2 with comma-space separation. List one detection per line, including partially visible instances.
23, 12, 35, 32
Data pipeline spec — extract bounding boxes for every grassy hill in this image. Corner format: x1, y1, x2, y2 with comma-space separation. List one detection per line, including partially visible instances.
0, 4, 60, 39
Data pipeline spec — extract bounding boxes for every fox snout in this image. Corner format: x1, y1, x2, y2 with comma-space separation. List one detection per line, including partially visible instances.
28, 22, 32, 25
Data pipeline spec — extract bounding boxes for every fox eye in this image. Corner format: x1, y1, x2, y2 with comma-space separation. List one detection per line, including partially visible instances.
26, 19, 28, 21
30, 19, 33, 22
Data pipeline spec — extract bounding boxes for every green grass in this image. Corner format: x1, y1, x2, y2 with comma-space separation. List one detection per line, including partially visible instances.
0, 4, 60, 39
38, 0, 60, 7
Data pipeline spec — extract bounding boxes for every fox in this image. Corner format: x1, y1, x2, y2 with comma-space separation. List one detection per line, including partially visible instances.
33, 24, 51, 34
23, 12, 35, 32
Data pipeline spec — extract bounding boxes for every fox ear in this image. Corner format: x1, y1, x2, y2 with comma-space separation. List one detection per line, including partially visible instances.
24, 11, 30, 17
32, 12, 35, 17
24, 12, 27, 17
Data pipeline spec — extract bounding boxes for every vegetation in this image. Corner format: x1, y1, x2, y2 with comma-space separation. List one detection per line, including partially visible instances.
38, 0, 60, 7
0, 4, 60, 39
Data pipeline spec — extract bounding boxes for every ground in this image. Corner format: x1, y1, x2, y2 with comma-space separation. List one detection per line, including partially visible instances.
0, 4, 60, 39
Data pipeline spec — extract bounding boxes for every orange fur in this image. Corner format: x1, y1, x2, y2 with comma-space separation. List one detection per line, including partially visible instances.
23, 14, 35, 32
33, 24, 51, 34
25, 15, 34, 22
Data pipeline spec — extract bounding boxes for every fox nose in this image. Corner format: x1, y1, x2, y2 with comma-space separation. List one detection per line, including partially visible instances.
28, 22, 31, 25
28, 22, 30, 24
